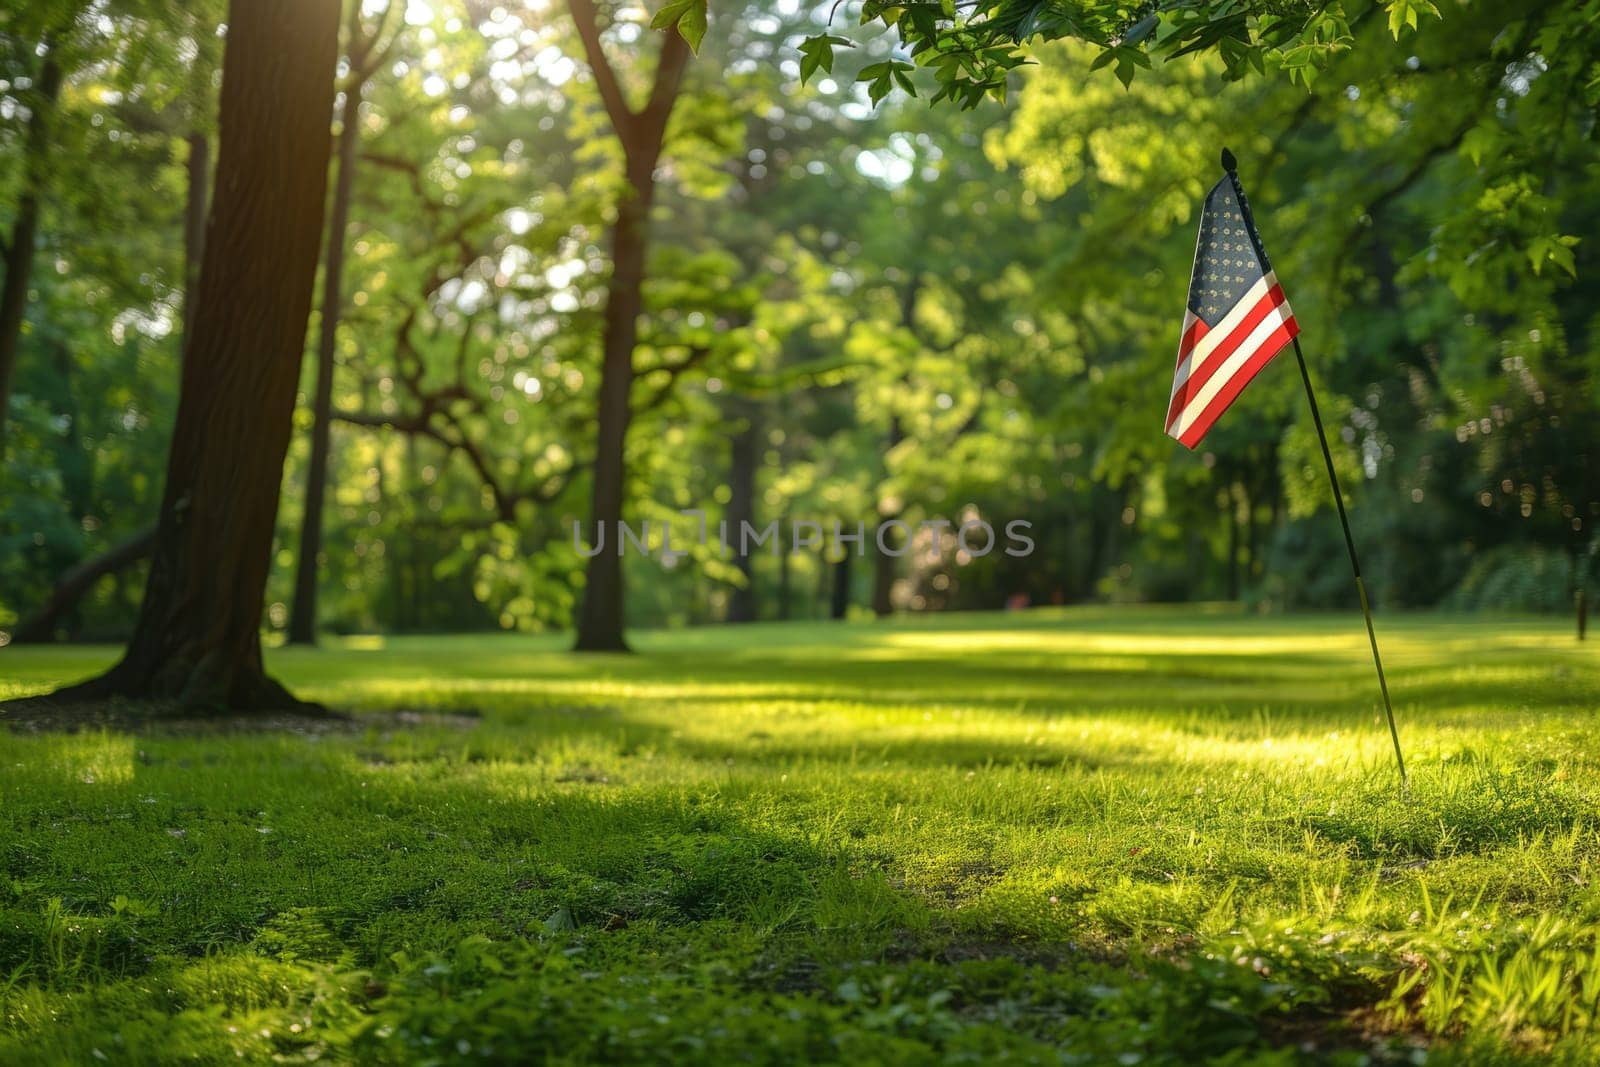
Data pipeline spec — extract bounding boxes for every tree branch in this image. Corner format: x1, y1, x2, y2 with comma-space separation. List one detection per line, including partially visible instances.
640, 28, 691, 143
353, 0, 405, 83
634, 344, 711, 414
9, 524, 158, 643
568, 0, 637, 138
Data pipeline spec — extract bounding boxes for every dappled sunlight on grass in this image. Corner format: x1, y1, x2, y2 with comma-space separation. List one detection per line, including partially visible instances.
2, 608, 1599, 1061
25, 731, 139, 787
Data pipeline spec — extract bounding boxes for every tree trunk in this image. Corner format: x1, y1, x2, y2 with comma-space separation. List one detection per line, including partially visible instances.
725, 400, 759, 623
871, 530, 896, 616
871, 281, 918, 619
288, 77, 362, 645
776, 522, 792, 620
830, 551, 852, 621
574, 183, 647, 651
49, 338, 93, 526
0, 53, 63, 456
1243, 483, 1258, 582
1225, 484, 1239, 601
876, 415, 902, 617
23, 0, 340, 712
407, 434, 424, 629
814, 552, 832, 615
570, 21, 690, 652
183, 130, 210, 339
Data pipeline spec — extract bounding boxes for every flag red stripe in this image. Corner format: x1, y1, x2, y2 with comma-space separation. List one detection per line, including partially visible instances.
1176, 317, 1299, 449
1176, 316, 1207, 361
1165, 284, 1288, 432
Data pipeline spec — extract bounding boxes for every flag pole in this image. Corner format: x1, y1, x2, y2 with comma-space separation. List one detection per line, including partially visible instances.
1288, 334, 1407, 790
1218, 147, 1406, 790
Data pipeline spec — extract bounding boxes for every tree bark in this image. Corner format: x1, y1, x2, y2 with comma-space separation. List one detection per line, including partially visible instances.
0, 53, 63, 457
183, 130, 210, 339
288, 74, 362, 645
776, 525, 792, 620
574, 181, 647, 651
407, 434, 425, 629
872, 406, 904, 616
725, 401, 759, 623
20, 0, 340, 712
870, 530, 896, 616
830, 551, 852, 621
1243, 484, 1258, 582
870, 276, 920, 618
1225, 484, 1239, 601
571, 8, 689, 652
49, 337, 93, 526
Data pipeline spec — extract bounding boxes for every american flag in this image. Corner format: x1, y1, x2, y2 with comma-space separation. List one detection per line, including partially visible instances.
1165, 162, 1298, 448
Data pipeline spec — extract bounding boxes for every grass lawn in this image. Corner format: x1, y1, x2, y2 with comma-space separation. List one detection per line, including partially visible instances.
2, 607, 1598, 1064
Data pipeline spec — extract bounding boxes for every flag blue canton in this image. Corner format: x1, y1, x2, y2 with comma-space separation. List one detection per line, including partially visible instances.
1187, 176, 1272, 328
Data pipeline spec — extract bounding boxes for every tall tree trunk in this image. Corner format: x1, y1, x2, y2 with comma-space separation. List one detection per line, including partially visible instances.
1225, 484, 1239, 601
24, 0, 340, 711
288, 77, 362, 645
869, 274, 923, 617
407, 434, 424, 629
183, 131, 210, 339
814, 552, 832, 615
776, 521, 792, 620
574, 180, 648, 651
725, 400, 759, 623
870, 528, 897, 616
0, 53, 63, 456
872, 415, 904, 617
830, 551, 852, 621
1243, 485, 1258, 582
570, 15, 689, 652
49, 338, 92, 526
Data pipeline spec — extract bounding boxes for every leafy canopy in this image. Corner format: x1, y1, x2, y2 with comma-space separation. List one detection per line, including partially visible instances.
753, 0, 1442, 106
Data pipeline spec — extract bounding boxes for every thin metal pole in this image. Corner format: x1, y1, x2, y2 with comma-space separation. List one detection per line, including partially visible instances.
1290, 334, 1407, 789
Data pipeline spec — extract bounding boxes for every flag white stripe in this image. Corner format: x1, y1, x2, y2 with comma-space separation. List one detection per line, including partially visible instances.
1172, 302, 1294, 438
1168, 312, 1201, 410
1169, 271, 1277, 395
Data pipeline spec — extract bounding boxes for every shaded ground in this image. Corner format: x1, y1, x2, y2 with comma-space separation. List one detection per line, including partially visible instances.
0, 607, 1596, 1063
0, 699, 474, 736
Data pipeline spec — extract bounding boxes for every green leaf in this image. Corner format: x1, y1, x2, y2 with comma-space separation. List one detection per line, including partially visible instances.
868, 71, 894, 106
1386, 0, 1440, 38
798, 32, 856, 85
677, 0, 708, 53
649, 0, 692, 30
1529, 235, 1579, 276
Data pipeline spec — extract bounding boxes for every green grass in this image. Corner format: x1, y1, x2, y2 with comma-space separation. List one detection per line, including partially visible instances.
2, 607, 1598, 1064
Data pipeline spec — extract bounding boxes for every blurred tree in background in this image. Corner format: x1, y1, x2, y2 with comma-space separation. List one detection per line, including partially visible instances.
0, 0, 1595, 663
